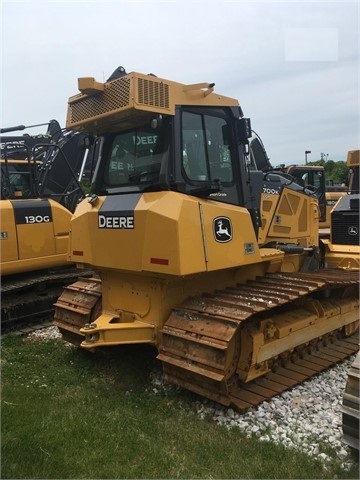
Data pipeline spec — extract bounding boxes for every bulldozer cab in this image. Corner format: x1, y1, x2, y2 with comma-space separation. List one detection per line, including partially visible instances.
68, 68, 324, 246
91, 107, 263, 235
92, 105, 340, 243
93, 109, 255, 194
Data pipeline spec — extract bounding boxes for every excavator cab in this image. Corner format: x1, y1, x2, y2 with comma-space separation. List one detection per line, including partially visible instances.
0, 139, 44, 199
1, 159, 38, 199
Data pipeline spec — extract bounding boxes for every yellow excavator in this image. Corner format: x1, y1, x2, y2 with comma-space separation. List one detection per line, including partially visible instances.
1, 121, 93, 327
54, 67, 359, 410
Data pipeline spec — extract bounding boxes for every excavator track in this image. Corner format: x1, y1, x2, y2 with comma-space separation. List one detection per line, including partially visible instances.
1, 267, 93, 332
158, 269, 359, 411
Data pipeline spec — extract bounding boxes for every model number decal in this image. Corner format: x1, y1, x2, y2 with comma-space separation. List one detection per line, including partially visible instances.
11, 200, 53, 225
263, 187, 280, 195
24, 215, 50, 224
98, 214, 134, 229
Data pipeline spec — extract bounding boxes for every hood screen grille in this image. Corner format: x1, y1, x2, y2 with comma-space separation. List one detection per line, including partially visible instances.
69, 77, 131, 124
68, 74, 171, 129
137, 78, 170, 109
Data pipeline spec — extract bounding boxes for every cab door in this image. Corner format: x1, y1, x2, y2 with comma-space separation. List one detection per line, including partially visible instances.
289, 167, 326, 222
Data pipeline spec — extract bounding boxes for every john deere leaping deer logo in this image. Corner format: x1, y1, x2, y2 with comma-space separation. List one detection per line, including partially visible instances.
348, 226, 358, 236
213, 217, 232, 243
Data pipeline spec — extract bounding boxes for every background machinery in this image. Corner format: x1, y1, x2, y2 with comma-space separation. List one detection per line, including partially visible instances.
53, 67, 359, 411
249, 136, 327, 226
323, 186, 347, 230
321, 150, 359, 271
335, 149, 359, 453
320, 151, 357, 231
1, 120, 93, 328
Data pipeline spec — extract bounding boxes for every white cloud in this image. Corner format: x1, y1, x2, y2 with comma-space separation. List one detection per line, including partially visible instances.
1, 0, 358, 164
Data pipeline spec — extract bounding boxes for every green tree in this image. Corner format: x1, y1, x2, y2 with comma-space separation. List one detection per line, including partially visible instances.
331, 161, 348, 184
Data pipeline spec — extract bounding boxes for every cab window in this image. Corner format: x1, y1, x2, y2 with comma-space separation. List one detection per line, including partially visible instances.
104, 128, 163, 186
181, 111, 233, 183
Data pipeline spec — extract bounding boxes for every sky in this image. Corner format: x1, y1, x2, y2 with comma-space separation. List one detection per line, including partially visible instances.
1, 0, 359, 166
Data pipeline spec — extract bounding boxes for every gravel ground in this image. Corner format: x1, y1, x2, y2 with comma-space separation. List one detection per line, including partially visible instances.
27, 326, 359, 470
26, 325, 63, 341
150, 355, 359, 471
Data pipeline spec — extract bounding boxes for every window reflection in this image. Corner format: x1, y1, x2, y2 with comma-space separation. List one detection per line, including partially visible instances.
105, 129, 163, 186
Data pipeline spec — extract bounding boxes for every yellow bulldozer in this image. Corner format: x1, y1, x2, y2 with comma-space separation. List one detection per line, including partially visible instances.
54, 67, 359, 411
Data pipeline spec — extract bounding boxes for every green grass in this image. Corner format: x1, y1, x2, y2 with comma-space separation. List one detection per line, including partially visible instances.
1, 333, 358, 479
